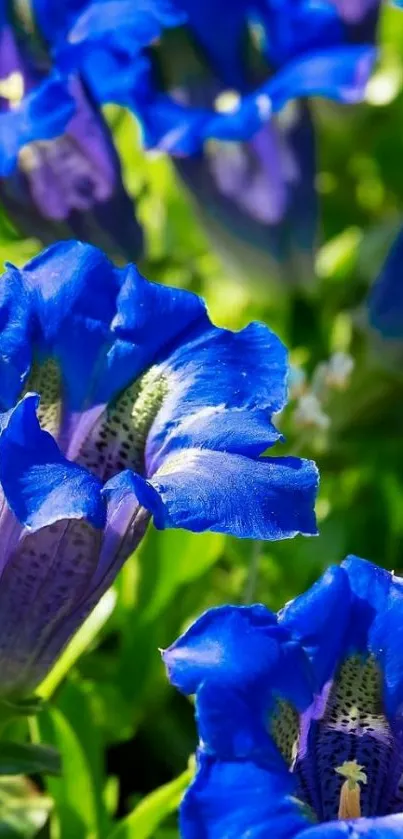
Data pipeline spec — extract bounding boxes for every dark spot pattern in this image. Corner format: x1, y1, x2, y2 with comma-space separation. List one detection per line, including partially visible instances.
293, 656, 397, 822
25, 359, 61, 437
0, 519, 100, 695
270, 698, 300, 765
76, 367, 168, 480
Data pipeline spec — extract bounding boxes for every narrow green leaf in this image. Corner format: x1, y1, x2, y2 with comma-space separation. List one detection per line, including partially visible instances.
137, 529, 224, 621
0, 743, 60, 777
106, 768, 192, 839
38, 708, 99, 839
38, 590, 117, 700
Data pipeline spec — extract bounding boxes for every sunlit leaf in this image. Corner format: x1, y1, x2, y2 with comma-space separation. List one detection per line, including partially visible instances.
38, 709, 100, 839
38, 590, 117, 700
106, 768, 192, 839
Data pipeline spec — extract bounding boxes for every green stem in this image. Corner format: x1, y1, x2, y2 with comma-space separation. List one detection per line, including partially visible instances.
243, 540, 262, 604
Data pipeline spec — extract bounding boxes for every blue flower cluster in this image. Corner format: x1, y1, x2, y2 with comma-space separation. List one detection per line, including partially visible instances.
0, 239, 317, 696
0, 0, 143, 258
164, 556, 403, 837
1, 0, 380, 274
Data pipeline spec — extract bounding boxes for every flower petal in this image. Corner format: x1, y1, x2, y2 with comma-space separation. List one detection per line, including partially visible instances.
342, 556, 403, 724
0, 265, 34, 411
279, 565, 353, 692
54, 0, 186, 67
266, 45, 377, 112
0, 394, 105, 531
0, 74, 75, 177
106, 449, 318, 539
163, 604, 289, 695
9, 240, 207, 409
299, 814, 403, 837
180, 753, 309, 839
162, 604, 313, 761
145, 320, 288, 472
367, 228, 403, 340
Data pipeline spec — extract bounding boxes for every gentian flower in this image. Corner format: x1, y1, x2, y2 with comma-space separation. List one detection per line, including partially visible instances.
0, 4, 143, 260
0, 239, 318, 698
164, 556, 403, 838
52, 0, 379, 282
367, 228, 403, 343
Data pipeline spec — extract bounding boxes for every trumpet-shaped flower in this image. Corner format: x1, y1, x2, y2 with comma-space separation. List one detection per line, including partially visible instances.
0, 6, 142, 259
0, 239, 317, 697
50, 0, 379, 281
164, 557, 403, 838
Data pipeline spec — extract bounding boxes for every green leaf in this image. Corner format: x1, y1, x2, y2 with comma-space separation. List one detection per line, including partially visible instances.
38, 708, 100, 839
0, 776, 52, 838
38, 589, 117, 700
57, 680, 111, 836
0, 743, 60, 777
106, 768, 192, 839
135, 529, 224, 621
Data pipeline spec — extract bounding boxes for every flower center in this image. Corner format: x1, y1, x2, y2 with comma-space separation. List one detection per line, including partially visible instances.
76, 366, 168, 480
25, 360, 168, 480
270, 656, 403, 824
335, 760, 367, 819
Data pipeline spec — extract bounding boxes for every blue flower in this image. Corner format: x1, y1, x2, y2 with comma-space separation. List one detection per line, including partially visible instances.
0, 8, 142, 260
164, 557, 403, 838
0, 239, 318, 697
52, 0, 379, 282
367, 228, 403, 343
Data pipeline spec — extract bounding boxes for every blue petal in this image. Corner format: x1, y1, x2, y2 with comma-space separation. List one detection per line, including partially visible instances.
342, 556, 403, 723
341, 555, 395, 650
281, 556, 403, 728
55, 0, 186, 68
0, 394, 105, 530
148, 408, 283, 471
0, 75, 75, 177
162, 603, 301, 698
299, 814, 403, 837
162, 604, 313, 761
167, 0, 250, 91
266, 45, 377, 113
263, 2, 344, 66
11, 240, 207, 409
144, 45, 376, 153
32, 0, 89, 41
185, 45, 376, 147
279, 565, 353, 692
0, 266, 33, 411
106, 450, 319, 539
367, 228, 403, 340
180, 753, 310, 839
145, 320, 288, 471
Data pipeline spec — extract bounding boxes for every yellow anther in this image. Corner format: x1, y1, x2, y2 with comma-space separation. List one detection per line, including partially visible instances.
335, 760, 367, 820
214, 90, 241, 114
0, 71, 25, 108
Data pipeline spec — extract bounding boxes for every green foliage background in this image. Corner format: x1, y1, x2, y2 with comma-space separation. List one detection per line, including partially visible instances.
1, 5, 403, 837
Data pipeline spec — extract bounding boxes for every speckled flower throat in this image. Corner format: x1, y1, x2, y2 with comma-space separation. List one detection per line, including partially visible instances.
271, 655, 403, 824
26, 359, 168, 480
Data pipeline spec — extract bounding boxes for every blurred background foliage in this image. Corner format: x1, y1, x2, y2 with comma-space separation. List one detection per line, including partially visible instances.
2, 3, 403, 837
